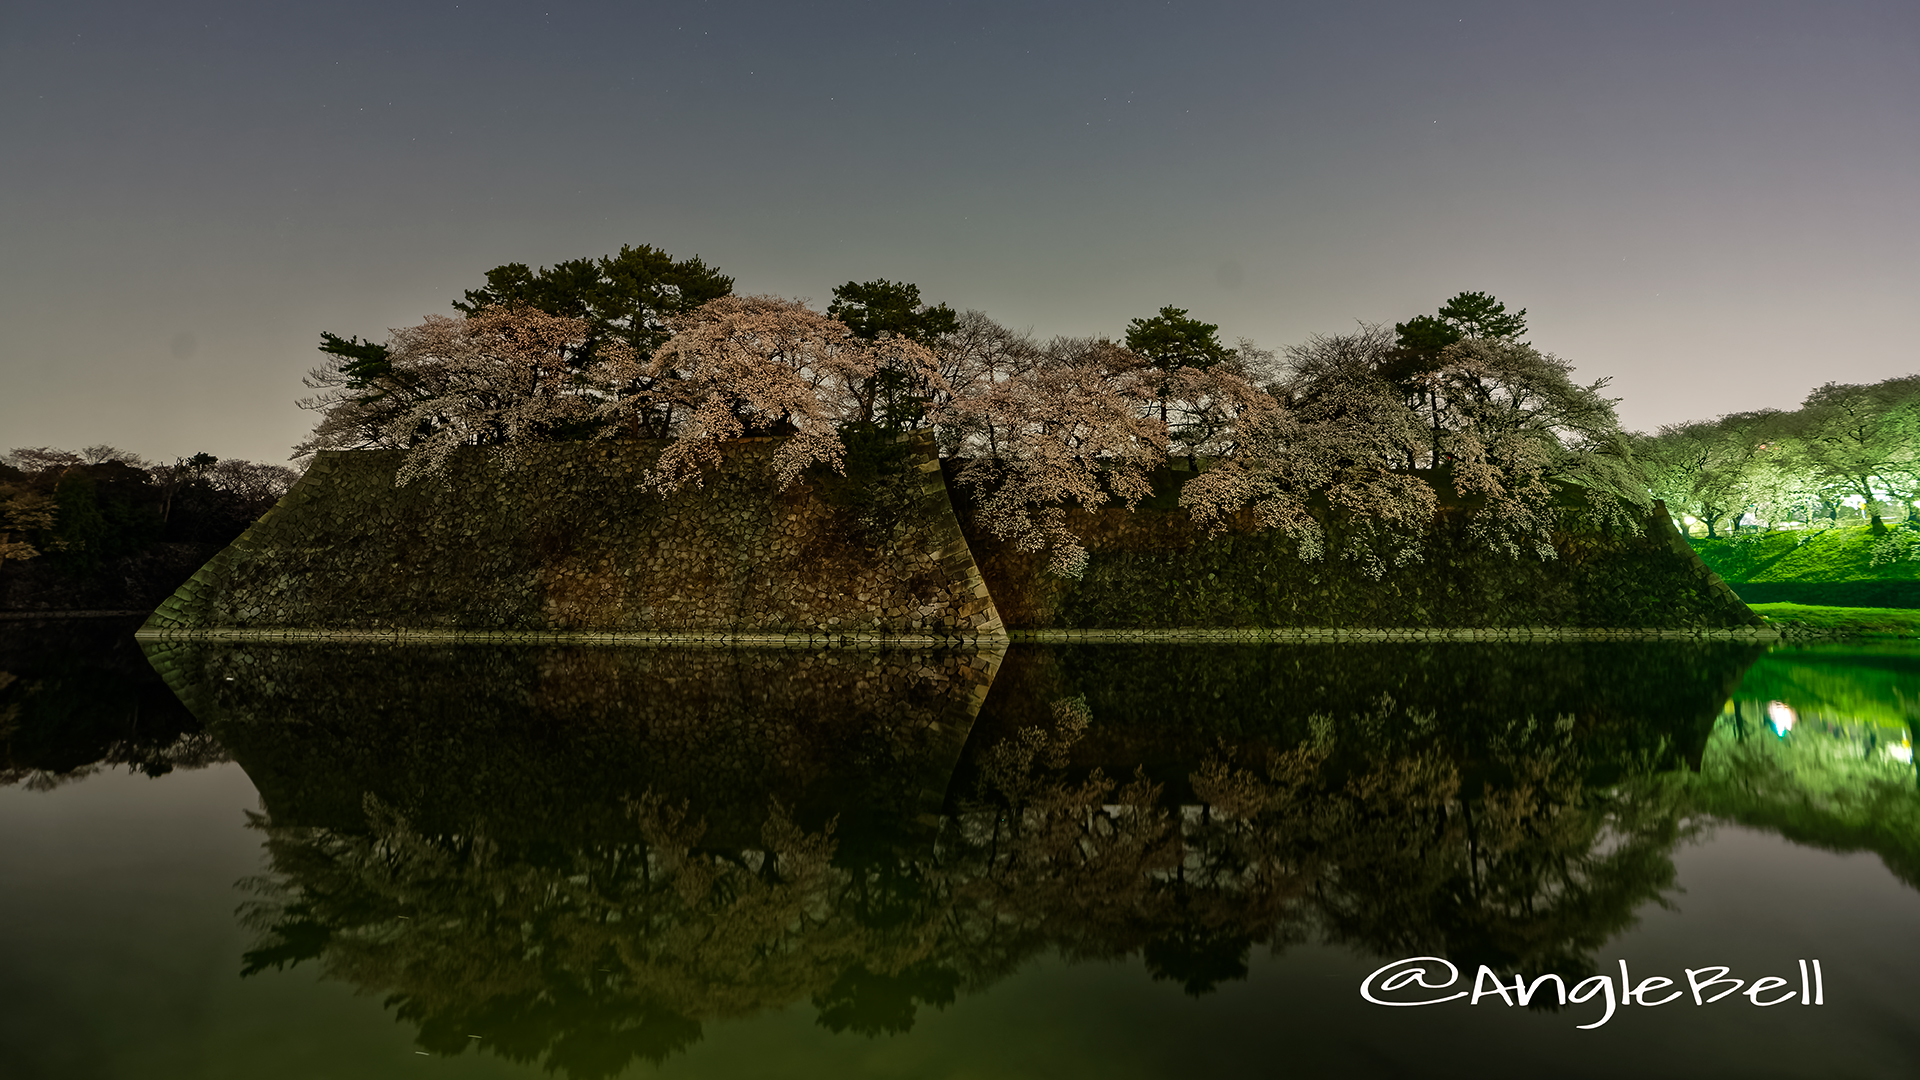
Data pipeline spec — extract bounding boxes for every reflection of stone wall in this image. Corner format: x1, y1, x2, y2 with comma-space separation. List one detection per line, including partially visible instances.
141, 640, 1002, 847
224, 642, 1718, 1077
964, 640, 1763, 799
144, 439, 1001, 637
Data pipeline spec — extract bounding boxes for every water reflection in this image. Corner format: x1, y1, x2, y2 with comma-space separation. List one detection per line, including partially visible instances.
1697, 645, 1920, 888
0, 617, 223, 788
126, 638, 1860, 1076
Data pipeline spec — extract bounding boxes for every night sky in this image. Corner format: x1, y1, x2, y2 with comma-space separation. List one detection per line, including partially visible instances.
4, 1, 1916, 464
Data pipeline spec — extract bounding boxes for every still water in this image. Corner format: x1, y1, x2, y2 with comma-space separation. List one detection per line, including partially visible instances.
3, 619, 1918, 1078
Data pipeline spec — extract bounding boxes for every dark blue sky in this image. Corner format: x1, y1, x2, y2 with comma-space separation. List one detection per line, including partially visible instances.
4, 0, 1916, 462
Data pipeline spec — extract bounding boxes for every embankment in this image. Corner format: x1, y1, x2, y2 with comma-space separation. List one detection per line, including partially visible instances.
142, 440, 1757, 637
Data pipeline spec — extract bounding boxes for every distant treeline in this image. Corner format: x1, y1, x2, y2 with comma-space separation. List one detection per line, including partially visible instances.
1636, 377, 1919, 537
0, 446, 300, 611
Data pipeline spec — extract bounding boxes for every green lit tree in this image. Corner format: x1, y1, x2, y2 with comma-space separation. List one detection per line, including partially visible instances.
1787, 377, 1920, 532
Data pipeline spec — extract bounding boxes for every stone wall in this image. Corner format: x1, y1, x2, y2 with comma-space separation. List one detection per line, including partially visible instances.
144, 437, 1002, 637
144, 438, 1755, 635
948, 465, 1759, 630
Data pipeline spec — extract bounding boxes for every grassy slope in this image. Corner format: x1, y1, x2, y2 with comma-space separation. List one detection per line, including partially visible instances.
1690, 524, 1920, 609
1749, 603, 1920, 638
1691, 524, 1920, 583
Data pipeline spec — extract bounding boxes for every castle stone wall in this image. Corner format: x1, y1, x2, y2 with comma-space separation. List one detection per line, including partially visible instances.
144, 438, 1002, 637
143, 438, 1756, 636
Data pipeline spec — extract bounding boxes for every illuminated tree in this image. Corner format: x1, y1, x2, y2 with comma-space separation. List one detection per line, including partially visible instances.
1180, 342, 1436, 575
1638, 412, 1785, 536
945, 338, 1168, 578
637, 296, 943, 493
298, 306, 641, 485
925, 310, 1042, 460
1425, 336, 1645, 558
1788, 377, 1920, 531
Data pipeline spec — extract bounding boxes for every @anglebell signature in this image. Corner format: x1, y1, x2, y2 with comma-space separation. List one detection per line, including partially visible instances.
1361, 956, 1826, 1029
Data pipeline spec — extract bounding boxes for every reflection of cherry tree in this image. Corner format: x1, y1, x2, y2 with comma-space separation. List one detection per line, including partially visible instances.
240, 792, 939, 1078
1189, 703, 1694, 976
238, 689, 1694, 1074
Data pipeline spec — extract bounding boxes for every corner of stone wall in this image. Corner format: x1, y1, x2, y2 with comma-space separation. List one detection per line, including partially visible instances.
1648, 499, 1764, 627
909, 437, 1005, 637
139, 451, 338, 635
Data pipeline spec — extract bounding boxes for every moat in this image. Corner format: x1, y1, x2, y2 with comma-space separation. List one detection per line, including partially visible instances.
3, 618, 1918, 1078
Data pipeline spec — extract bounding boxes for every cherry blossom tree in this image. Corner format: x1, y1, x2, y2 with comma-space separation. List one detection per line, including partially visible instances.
1180, 352, 1436, 576
298, 306, 640, 485
927, 310, 1043, 459
1159, 355, 1274, 466
1180, 328, 1641, 574
1787, 376, 1920, 531
1636, 414, 1781, 537
635, 296, 942, 493
1424, 337, 1645, 558
944, 337, 1168, 577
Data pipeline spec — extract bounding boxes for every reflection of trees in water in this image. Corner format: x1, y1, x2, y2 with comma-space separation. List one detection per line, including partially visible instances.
240, 689, 1698, 1076
951, 694, 1693, 994
1692, 706, 1920, 888
1, 619, 223, 789
1189, 708, 1694, 982
243, 794, 862, 1074
2, 725, 227, 791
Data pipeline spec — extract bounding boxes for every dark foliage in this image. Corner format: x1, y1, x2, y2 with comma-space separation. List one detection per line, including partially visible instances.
1, 453, 293, 612
0, 617, 213, 784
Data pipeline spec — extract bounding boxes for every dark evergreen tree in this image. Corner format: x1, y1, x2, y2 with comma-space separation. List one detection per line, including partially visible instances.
827, 279, 958, 345
1436, 289, 1528, 340
453, 243, 734, 363
1123, 305, 1235, 372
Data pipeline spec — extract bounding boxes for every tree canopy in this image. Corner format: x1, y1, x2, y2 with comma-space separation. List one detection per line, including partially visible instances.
453, 243, 734, 360
1390, 291, 1528, 376
1436, 290, 1528, 340
299, 270, 1644, 577
1640, 376, 1920, 535
827, 279, 959, 346
1123, 306, 1236, 372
